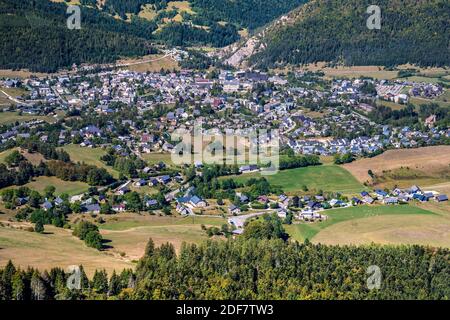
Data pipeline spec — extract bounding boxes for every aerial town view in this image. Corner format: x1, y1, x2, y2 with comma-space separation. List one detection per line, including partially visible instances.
0, 0, 448, 308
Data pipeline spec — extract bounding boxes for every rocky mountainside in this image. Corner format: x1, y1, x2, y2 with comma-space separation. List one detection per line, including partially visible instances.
222, 0, 450, 68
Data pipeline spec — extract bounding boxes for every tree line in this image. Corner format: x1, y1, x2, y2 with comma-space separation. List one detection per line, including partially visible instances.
0, 149, 113, 190
0, 236, 448, 300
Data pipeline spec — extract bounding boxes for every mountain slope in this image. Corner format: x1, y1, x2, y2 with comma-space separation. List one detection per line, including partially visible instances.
0, 0, 157, 72
0, 0, 308, 72
189, 0, 308, 30
248, 0, 450, 68
98, 0, 307, 31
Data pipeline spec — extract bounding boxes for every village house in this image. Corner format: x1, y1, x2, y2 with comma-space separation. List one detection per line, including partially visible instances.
84, 203, 101, 214
228, 205, 241, 215
189, 196, 207, 208
112, 204, 126, 212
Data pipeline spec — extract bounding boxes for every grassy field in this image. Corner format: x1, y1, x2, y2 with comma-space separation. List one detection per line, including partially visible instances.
0, 149, 16, 164
61, 144, 119, 178
140, 152, 174, 165
0, 176, 89, 197
312, 214, 450, 248
410, 90, 450, 108
0, 111, 58, 125
138, 4, 157, 20
224, 164, 365, 195
0, 69, 49, 79
400, 75, 445, 84
0, 223, 132, 277
100, 214, 225, 231
293, 63, 399, 80
0, 213, 226, 274
99, 214, 226, 259
0, 87, 29, 106
23, 176, 89, 196
285, 205, 436, 243
0, 94, 10, 106
0, 148, 46, 166
129, 184, 159, 196
286, 63, 449, 81
102, 224, 206, 261
167, 1, 195, 14
343, 146, 450, 187
49, 0, 81, 4
370, 167, 448, 190
118, 54, 179, 73
376, 99, 407, 111
378, 90, 450, 110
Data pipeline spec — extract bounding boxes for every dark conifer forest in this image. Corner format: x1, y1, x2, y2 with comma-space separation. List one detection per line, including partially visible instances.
1, 237, 449, 300
252, 0, 450, 68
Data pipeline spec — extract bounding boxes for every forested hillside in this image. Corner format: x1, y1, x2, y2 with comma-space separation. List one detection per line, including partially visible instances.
0, 0, 157, 72
250, 0, 450, 68
190, 0, 308, 30
1, 238, 448, 300
99, 0, 306, 30
0, 0, 309, 72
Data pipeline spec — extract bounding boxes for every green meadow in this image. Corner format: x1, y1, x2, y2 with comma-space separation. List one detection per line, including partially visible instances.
224, 165, 365, 194
285, 205, 435, 242
61, 144, 119, 178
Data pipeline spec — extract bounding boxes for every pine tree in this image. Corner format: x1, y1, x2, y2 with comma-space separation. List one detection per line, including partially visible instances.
144, 238, 155, 257
12, 273, 26, 300
1, 260, 16, 299
108, 271, 120, 297
30, 271, 47, 300
78, 266, 90, 291
91, 270, 108, 294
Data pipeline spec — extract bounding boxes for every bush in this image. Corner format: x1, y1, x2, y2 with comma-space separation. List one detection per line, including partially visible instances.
73, 220, 98, 240
85, 230, 103, 250
34, 221, 44, 233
